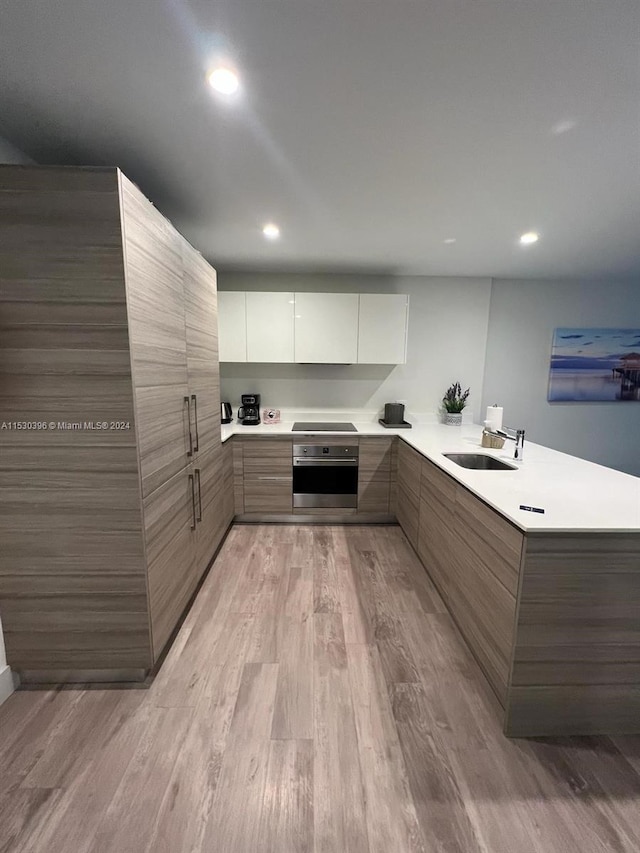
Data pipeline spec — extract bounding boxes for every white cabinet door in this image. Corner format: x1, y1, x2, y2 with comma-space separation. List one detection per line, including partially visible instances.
217, 291, 247, 362
357, 294, 408, 364
246, 292, 295, 362
294, 293, 359, 363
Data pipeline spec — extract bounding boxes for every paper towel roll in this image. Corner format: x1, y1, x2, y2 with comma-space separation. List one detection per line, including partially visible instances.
485, 405, 503, 431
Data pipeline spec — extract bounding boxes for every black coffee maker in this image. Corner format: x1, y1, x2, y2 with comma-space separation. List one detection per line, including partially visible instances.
238, 393, 261, 426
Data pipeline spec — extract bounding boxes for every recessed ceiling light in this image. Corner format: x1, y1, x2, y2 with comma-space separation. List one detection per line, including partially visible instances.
519, 231, 539, 245
262, 223, 280, 240
207, 67, 240, 95
443, 238, 456, 245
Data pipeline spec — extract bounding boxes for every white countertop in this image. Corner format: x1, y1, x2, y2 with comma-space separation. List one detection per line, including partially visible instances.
221, 420, 640, 533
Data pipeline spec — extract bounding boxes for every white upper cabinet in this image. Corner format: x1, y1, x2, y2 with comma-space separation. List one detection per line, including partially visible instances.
294, 293, 359, 363
357, 294, 409, 364
245, 292, 295, 362
218, 290, 409, 363
217, 291, 247, 362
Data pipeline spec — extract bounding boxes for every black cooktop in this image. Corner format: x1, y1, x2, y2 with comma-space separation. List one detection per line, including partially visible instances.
292, 422, 357, 432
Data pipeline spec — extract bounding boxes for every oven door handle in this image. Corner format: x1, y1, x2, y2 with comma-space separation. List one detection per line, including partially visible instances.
293, 458, 358, 466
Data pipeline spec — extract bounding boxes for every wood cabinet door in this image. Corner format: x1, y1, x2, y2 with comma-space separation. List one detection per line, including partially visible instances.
182, 237, 221, 458
358, 437, 392, 512
120, 175, 191, 498
143, 466, 197, 661
193, 448, 229, 578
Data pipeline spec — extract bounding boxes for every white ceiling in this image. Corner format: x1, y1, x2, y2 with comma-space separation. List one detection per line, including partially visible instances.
1, 0, 639, 278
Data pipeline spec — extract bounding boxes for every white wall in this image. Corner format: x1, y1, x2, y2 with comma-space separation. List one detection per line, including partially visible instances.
482, 278, 640, 476
0, 135, 33, 165
0, 135, 32, 704
218, 272, 492, 423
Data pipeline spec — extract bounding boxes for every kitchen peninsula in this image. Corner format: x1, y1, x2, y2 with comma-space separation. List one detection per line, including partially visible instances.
225, 418, 640, 736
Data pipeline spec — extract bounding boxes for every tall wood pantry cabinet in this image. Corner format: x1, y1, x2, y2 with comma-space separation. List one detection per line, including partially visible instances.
0, 165, 233, 683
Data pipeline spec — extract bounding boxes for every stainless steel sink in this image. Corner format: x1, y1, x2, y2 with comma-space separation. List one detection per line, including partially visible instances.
442, 453, 517, 471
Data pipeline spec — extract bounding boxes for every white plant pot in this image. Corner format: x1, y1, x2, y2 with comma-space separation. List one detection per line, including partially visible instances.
444, 412, 463, 426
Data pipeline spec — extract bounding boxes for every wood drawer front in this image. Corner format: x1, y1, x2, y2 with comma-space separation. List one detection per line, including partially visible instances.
358, 475, 390, 513
143, 469, 196, 660
417, 494, 456, 603
243, 439, 292, 476
359, 437, 392, 473
444, 549, 516, 705
397, 482, 419, 549
454, 487, 523, 597
244, 478, 292, 513
397, 440, 421, 498
421, 458, 456, 511
290, 435, 359, 447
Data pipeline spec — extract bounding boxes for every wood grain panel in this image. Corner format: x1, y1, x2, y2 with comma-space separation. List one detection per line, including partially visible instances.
221, 440, 235, 526
243, 438, 293, 511
416, 476, 518, 704
119, 174, 190, 494
396, 440, 421, 498
0, 440, 150, 674
243, 438, 293, 470
1, 594, 150, 671
417, 457, 457, 598
232, 439, 244, 514
389, 438, 398, 515
195, 448, 230, 577
182, 232, 221, 457
505, 685, 640, 737
507, 532, 640, 734
521, 532, 640, 573
358, 437, 392, 513
396, 482, 419, 549
358, 476, 390, 513
0, 166, 128, 327
358, 437, 392, 473
143, 467, 196, 661
454, 486, 523, 596
244, 479, 293, 513
290, 435, 359, 447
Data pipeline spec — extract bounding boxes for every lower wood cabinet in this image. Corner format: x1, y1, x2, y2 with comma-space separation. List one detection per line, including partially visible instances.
143, 467, 197, 661
396, 441, 422, 547
417, 457, 522, 705
242, 438, 293, 513
358, 437, 392, 512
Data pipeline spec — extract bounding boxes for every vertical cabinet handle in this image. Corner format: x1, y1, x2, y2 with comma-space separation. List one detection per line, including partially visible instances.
195, 468, 202, 522
191, 394, 199, 452
185, 396, 194, 457
188, 473, 197, 530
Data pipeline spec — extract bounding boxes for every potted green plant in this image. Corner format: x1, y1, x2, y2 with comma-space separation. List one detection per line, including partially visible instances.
442, 381, 470, 425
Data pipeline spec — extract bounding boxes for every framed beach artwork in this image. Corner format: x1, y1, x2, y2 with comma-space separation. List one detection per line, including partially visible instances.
548, 328, 640, 402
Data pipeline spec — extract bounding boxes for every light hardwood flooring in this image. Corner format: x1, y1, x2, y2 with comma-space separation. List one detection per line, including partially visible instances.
1, 524, 640, 852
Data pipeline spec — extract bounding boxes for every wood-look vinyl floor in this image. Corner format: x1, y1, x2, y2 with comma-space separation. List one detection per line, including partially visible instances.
1, 524, 640, 853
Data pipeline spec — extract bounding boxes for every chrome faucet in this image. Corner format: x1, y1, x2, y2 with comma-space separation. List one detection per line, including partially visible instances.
485, 426, 525, 461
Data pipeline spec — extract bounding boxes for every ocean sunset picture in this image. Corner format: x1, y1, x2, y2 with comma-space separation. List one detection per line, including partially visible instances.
548, 328, 640, 402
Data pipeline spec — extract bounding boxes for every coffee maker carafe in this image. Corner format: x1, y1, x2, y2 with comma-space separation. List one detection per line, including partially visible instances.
238, 394, 261, 426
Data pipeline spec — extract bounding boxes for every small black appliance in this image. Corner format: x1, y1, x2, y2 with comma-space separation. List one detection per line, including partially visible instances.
238, 393, 261, 426
221, 402, 232, 424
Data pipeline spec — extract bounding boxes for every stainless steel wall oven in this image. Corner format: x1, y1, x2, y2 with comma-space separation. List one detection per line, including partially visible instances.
292, 444, 359, 508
